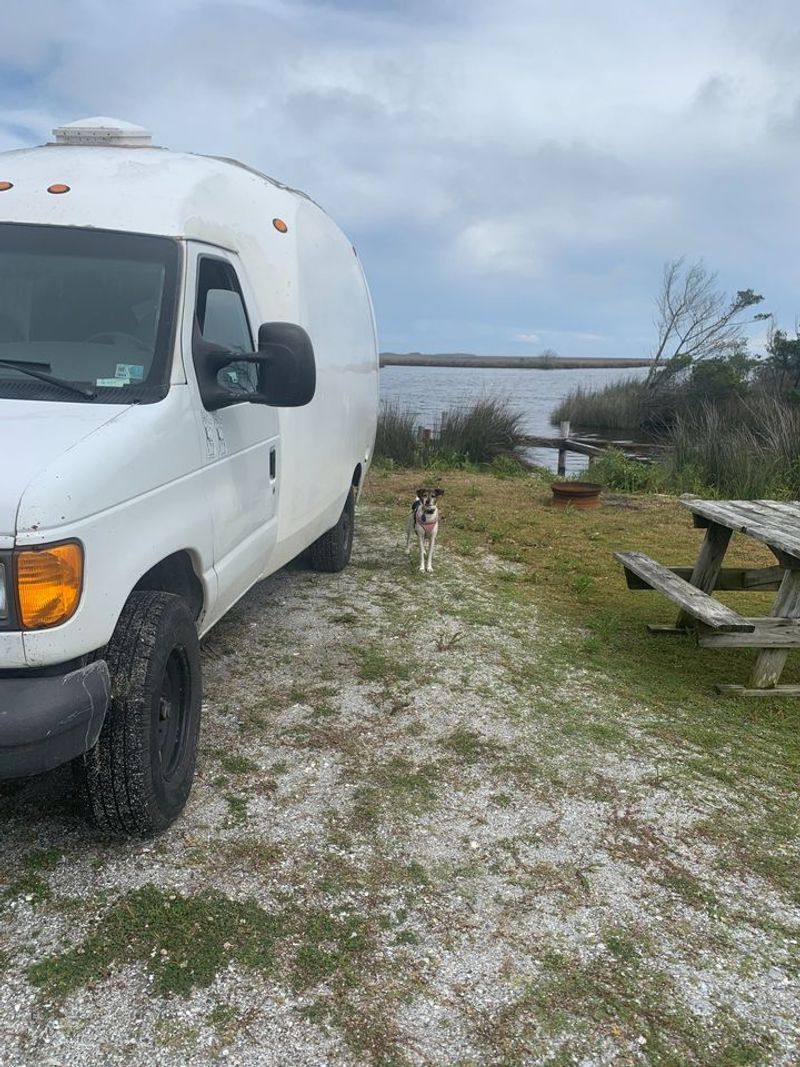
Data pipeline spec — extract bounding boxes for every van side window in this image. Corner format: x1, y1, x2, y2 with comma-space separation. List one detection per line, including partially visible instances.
195, 258, 257, 395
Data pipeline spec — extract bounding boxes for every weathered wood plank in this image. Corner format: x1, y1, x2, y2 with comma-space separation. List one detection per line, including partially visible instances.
679, 498, 800, 561
624, 566, 783, 591
675, 522, 732, 629
723, 500, 800, 541
715, 683, 800, 697
749, 569, 800, 688
614, 551, 754, 632
697, 618, 800, 649
751, 500, 800, 530
520, 436, 606, 458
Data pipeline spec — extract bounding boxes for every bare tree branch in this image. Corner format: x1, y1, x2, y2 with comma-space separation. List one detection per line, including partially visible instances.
647, 258, 764, 388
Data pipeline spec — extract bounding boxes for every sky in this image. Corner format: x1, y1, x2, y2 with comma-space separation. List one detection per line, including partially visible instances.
1, 0, 800, 357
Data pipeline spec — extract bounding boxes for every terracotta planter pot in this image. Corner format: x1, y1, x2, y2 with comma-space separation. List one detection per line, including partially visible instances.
550, 481, 603, 509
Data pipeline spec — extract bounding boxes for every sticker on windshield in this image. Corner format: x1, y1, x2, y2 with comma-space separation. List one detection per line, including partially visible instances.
115, 363, 144, 380
97, 377, 128, 387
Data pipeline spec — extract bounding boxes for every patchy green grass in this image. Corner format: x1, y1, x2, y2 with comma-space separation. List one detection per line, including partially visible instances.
2, 872, 52, 907
28, 886, 284, 998
224, 794, 249, 826
367, 468, 800, 906
4, 474, 798, 1067
439, 725, 503, 763
518, 943, 775, 1066
217, 753, 259, 776
353, 644, 416, 685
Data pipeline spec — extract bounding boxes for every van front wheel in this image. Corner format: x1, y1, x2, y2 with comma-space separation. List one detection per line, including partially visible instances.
308, 488, 355, 573
77, 591, 202, 836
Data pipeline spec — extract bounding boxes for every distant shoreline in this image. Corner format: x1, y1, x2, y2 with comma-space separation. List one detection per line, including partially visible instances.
379, 354, 653, 370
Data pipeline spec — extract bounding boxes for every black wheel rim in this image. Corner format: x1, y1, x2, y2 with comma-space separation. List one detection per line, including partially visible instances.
156, 647, 191, 782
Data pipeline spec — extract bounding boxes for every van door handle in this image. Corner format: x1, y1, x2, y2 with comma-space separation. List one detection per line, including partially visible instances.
269, 447, 276, 481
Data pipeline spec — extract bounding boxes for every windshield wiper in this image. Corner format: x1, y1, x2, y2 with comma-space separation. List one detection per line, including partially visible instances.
0, 360, 96, 400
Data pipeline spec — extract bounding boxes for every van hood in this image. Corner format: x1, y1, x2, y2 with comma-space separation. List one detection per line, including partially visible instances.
0, 400, 128, 538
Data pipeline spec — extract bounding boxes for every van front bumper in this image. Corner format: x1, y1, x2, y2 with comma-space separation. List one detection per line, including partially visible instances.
0, 660, 110, 779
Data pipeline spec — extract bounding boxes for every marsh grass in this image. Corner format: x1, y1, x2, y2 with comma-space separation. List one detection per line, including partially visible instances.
668, 398, 800, 498
374, 395, 527, 469
576, 394, 800, 498
374, 402, 418, 467
551, 377, 649, 432
435, 396, 525, 465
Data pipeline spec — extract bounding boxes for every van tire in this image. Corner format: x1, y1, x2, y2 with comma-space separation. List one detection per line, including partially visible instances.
76, 591, 202, 836
308, 488, 355, 573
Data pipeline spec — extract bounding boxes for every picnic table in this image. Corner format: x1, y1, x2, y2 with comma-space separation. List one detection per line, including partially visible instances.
614, 497, 800, 697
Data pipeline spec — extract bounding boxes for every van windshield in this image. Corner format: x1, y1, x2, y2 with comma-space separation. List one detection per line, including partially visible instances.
0, 223, 179, 404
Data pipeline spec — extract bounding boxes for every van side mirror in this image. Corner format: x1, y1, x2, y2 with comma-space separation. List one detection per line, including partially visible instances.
193, 321, 316, 411
255, 322, 316, 407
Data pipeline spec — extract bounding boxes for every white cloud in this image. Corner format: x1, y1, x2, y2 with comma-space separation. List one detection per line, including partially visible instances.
2, 0, 799, 352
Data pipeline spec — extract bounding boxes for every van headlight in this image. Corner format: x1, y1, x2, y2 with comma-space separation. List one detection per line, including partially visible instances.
0, 562, 7, 620
15, 542, 84, 629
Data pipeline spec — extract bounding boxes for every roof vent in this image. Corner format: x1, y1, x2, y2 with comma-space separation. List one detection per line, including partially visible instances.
51, 117, 154, 147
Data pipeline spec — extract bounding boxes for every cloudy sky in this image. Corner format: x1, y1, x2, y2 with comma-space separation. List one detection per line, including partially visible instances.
2, 0, 799, 356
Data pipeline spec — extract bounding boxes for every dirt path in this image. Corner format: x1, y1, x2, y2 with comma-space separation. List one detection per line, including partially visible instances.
0, 504, 798, 1066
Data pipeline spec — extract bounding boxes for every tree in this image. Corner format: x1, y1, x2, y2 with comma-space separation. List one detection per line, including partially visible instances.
761, 322, 800, 393
647, 258, 767, 387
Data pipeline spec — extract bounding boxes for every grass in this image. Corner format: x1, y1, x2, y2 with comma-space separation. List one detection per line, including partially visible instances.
375, 402, 418, 467
552, 373, 800, 498
6, 471, 800, 1064
218, 753, 259, 775
516, 943, 774, 1065
28, 885, 284, 998
669, 397, 800, 498
551, 376, 648, 432
366, 467, 800, 904
354, 643, 415, 684
374, 395, 528, 469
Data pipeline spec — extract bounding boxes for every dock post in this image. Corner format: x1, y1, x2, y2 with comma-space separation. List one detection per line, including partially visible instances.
557, 421, 570, 478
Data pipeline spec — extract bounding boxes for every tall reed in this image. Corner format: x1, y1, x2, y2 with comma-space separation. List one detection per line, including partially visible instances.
667, 399, 800, 498
550, 378, 648, 432
374, 402, 418, 466
374, 395, 526, 468
435, 396, 525, 464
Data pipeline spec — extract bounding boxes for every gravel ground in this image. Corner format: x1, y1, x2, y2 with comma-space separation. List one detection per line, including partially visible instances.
0, 503, 798, 1066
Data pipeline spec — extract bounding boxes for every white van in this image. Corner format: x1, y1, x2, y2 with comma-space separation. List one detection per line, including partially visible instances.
0, 118, 378, 834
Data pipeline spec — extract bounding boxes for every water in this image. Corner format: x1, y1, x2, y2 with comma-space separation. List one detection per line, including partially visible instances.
379, 364, 649, 473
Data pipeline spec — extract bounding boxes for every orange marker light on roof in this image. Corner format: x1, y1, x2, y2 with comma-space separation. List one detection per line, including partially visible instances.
0, 181, 13, 192
272, 218, 288, 233
47, 183, 71, 194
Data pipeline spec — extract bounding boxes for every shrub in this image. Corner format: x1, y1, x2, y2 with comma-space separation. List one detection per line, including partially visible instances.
587, 449, 668, 493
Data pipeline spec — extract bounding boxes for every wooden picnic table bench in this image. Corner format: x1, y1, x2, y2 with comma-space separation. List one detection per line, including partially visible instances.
614, 497, 800, 697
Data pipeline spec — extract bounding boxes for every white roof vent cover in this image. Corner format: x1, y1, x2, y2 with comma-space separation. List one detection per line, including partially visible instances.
52, 117, 153, 147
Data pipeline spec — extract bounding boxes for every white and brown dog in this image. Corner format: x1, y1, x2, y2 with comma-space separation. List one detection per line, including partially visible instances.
406, 487, 443, 573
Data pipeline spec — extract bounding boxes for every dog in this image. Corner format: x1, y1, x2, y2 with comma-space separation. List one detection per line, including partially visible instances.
406, 487, 443, 573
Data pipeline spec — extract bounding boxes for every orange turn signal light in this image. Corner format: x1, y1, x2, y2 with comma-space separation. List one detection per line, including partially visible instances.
0, 181, 13, 192
16, 542, 83, 629
47, 183, 71, 194
272, 217, 288, 233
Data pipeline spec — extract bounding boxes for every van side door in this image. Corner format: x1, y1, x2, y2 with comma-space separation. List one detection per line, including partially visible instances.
183, 245, 279, 620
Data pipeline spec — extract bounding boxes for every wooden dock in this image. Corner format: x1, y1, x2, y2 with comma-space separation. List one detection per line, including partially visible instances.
521, 422, 651, 476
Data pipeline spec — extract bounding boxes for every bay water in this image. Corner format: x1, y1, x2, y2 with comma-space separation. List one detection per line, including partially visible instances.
379, 364, 649, 473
